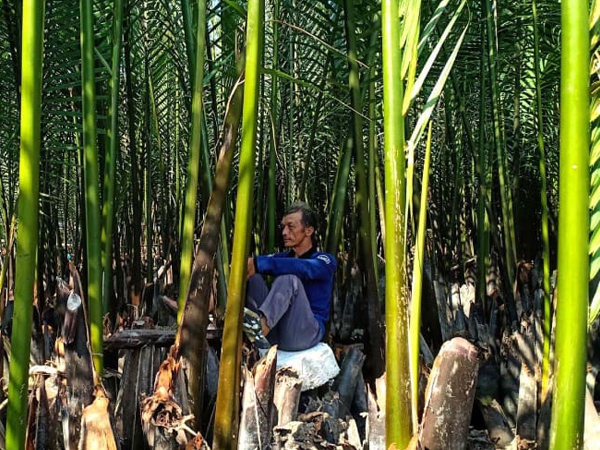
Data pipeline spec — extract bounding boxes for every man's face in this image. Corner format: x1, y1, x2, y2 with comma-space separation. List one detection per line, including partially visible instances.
281, 211, 313, 249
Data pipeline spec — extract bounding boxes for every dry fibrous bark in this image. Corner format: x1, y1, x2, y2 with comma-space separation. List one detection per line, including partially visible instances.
140, 345, 202, 449
272, 420, 319, 449
419, 337, 479, 450
514, 317, 538, 447
272, 410, 361, 450
273, 367, 302, 426
516, 361, 537, 447
499, 331, 520, 428
238, 346, 278, 448
34, 373, 59, 450
78, 386, 120, 450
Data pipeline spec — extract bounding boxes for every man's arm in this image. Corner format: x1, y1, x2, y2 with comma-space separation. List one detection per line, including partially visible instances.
255, 253, 336, 280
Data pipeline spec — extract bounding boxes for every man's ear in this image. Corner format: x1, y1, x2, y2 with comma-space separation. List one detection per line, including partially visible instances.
306, 226, 315, 236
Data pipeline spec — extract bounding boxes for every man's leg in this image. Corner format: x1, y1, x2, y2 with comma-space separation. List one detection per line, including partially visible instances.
258, 274, 322, 351
243, 274, 272, 347
246, 274, 269, 311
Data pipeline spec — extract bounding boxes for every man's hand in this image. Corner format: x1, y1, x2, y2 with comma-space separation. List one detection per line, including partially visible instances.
247, 257, 256, 279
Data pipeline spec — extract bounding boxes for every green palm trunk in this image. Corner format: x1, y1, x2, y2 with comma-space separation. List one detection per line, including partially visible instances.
382, 0, 412, 447
344, 0, 384, 378
80, 0, 103, 379
410, 124, 432, 429
476, 32, 492, 313
483, 0, 516, 288
6, 0, 45, 447
532, 0, 552, 398
266, 0, 279, 254
325, 139, 352, 255
102, 0, 124, 314
212, 0, 264, 448
549, 0, 590, 448
178, 0, 208, 317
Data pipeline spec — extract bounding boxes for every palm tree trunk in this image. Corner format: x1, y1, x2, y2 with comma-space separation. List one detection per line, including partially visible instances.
483, 0, 516, 289
178, 68, 244, 432
382, 0, 412, 447
123, 3, 144, 311
531, 0, 552, 400
410, 124, 432, 430
102, 0, 124, 316
266, 0, 279, 254
213, 0, 263, 447
80, 0, 103, 379
476, 30, 492, 313
177, 0, 208, 317
6, 0, 44, 447
344, 0, 384, 379
325, 139, 352, 256
549, 0, 590, 447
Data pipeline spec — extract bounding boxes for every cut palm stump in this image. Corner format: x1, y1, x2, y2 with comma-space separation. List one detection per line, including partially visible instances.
419, 336, 479, 450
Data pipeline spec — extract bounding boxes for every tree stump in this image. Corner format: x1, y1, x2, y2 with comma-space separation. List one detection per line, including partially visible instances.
419, 337, 479, 450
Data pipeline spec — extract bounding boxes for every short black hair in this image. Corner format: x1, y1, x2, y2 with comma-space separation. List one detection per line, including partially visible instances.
285, 202, 318, 231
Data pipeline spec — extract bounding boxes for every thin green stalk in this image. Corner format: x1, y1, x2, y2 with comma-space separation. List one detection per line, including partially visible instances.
532, 0, 552, 400
266, 0, 279, 254
476, 32, 491, 311
81, 0, 103, 379
483, 0, 516, 287
410, 123, 432, 431
325, 139, 352, 255
178, 0, 207, 318
375, 147, 386, 247
368, 68, 379, 280
6, 0, 44, 447
550, 0, 590, 448
367, 15, 381, 281
181, 0, 196, 87
212, 0, 263, 448
344, 0, 384, 378
382, 0, 411, 447
101, 0, 124, 315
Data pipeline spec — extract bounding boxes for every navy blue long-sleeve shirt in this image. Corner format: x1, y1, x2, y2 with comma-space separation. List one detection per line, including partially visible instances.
254, 247, 337, 332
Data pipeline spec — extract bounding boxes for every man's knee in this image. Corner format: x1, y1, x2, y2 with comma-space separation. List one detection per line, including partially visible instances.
246, 273, 269, 307
272, 274, 301, 291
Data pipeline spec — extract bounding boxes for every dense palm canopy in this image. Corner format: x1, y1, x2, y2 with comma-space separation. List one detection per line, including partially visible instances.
0, 0, 597, 448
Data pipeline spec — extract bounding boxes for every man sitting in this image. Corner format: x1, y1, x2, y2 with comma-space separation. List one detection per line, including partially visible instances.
245, 202, 337, 351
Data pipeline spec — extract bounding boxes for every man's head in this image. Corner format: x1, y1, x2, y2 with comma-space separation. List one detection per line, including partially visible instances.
281, 202, 317, 255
